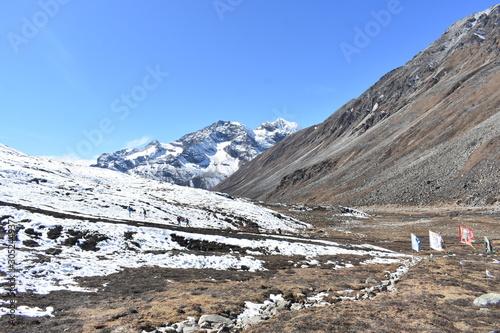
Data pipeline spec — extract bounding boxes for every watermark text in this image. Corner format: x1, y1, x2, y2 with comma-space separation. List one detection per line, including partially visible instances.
213, 0, 243, 21
7, 0, 71, 54
339, 0, 406, 63
4, 218, 19, 324
66, 65, 168, 158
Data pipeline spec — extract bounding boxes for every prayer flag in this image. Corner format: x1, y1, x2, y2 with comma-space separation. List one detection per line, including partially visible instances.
429, 230, 443, 251
411, 233, 421, 252
459, 226, 474, 245
485, 236, 493, 253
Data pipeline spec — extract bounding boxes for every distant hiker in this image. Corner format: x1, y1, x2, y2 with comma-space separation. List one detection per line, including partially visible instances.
142, 208, 147, 219
177, 216, 182, 225
185, 218, 191, 227
127, 205, 133, 217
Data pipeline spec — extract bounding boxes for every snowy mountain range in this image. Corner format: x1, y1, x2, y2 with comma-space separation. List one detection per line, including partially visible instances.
92, 118, 299, 189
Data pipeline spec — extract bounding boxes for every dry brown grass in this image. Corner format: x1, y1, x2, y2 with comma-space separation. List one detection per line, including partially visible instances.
2, 206, 499, 333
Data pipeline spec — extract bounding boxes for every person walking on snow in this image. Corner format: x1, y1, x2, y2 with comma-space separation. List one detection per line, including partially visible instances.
142, 208, 147, 219
127, 205, 133, 217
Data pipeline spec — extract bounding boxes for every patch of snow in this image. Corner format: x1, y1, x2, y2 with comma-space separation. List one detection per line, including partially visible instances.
361, 257, 402, 265
474, 33, 486, 39
0, 301, 54, 318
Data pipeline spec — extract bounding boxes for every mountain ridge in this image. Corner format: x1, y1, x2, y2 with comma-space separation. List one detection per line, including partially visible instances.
214, 5, 500, 207
92, 118, 299, 189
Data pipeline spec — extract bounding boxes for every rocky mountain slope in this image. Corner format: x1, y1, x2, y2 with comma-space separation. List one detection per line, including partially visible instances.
92, 118, 298, 190
215, 5, 500, 207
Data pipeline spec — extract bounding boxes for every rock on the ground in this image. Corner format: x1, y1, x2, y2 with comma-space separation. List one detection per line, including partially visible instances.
473, 293, 500, 307
198, 314, 233, 326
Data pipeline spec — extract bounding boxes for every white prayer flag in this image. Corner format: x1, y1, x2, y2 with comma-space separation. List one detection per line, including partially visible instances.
429, 230, 443, 251
411, 233, 421, 252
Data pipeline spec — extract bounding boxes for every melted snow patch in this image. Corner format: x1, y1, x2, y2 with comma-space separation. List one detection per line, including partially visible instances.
0, 301, 54, 318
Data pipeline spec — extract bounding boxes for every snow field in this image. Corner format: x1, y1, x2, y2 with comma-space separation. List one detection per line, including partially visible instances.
1, 205, 406, 296
0, 143, 408, 320
0, 143, 306, 233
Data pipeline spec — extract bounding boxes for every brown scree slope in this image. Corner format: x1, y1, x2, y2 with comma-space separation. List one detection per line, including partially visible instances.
214, 5, 500, 207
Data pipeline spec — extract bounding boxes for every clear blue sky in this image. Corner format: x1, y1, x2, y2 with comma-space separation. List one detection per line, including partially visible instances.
1, 0, 498, 161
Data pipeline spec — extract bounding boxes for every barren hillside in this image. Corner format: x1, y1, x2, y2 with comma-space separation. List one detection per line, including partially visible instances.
215, 5, 500, 207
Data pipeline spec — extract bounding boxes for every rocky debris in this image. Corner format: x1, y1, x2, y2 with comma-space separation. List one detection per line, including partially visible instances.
144, 259, 418, 333
25, 227, 43, 238
146, 315, 233, 333
169, 233, 247, 253
356, 258, 418, 300
44, 247, 62, 255
47, 225, 63, 239
473, 293, 500, 307
22, 239, 40, 247
234, 294, 290, 330
27, 177, 47, 184
60, 229, 110, 251
340, 206, 370, 218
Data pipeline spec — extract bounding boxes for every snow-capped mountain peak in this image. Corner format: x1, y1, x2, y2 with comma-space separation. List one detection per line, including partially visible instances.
255, 118, 301, 149
92, 119, 299, 189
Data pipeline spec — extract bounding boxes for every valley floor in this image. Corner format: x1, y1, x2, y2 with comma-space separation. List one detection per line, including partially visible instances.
1, 205, 499, 333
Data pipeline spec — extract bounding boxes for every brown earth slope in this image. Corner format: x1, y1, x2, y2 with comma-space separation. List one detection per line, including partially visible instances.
215, 5, 500, 207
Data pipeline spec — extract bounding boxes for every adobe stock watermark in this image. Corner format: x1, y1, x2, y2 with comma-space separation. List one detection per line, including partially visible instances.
273, 106, 296, 121
66, 65, 169, 159
4, 217, 19, 325
7, 0, 71, 54
339, 0, 408, 63
213, 0, 243, 21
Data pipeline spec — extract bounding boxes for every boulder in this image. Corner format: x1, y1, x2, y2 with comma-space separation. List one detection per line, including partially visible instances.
275, 298, 290, 311
473, 293, 500, 307
198, 314, 233, 326
290, 303, 304, 311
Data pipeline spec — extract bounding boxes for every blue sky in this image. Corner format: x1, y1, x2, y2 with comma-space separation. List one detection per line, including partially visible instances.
1, 0, 498, 161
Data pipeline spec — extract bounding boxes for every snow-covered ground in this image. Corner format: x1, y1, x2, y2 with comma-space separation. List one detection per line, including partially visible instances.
0, 143, 406, 318
0, 143, 305, 233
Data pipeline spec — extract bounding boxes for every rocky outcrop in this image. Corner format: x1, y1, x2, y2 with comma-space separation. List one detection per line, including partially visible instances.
215, 5, 500, 207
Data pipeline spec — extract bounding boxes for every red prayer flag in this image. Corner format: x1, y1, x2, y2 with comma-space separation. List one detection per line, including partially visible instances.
459, 226, 474, 245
